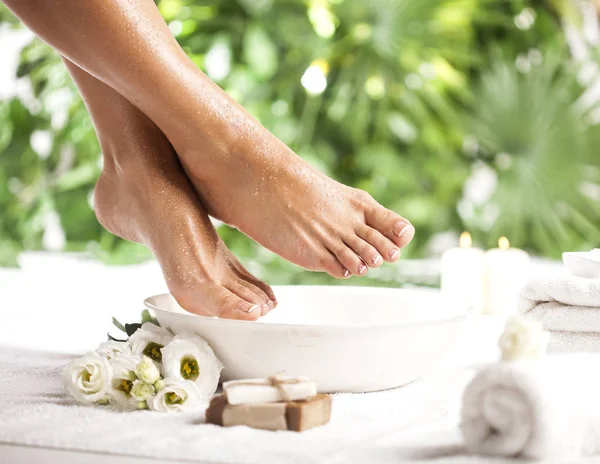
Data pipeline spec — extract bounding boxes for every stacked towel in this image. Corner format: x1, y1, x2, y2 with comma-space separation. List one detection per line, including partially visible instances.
461, 354, 600, 460
518, 276, 600, 352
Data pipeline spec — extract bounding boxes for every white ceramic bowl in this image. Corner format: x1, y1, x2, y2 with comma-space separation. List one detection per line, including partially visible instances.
144, 286, 468, 393
563, 251, 600, 279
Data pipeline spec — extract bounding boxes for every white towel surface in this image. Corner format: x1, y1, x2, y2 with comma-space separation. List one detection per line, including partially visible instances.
519, 276, 600, 351
461, 354, 600, 460
0, 346, 477, 464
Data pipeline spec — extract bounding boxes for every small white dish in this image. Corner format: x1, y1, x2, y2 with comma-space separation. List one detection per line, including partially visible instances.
563, 250, 600, 279
145, 286, 468, 393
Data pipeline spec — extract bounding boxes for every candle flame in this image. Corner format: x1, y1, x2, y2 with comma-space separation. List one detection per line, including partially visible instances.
459, 232, 472, 249
498, 236, 510, 250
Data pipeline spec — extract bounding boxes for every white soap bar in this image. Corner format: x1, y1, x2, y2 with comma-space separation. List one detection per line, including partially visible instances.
223, 376, 317, 406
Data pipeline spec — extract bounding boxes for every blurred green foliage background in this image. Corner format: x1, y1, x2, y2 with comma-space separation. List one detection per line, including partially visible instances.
1, 0, 599, 285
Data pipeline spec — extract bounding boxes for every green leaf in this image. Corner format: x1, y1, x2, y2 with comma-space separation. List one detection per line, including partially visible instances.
141, 309, 159, 326
107, 333, 127, 342
112, 317, 126, 333
125, 323, 143, 337
243, 25, 278, 79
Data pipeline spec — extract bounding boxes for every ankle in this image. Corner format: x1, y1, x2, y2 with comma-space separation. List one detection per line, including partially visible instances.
98, 130, 173, 179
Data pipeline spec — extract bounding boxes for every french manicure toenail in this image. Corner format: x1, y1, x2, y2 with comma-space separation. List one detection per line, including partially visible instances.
392, 221, 405, 235
398, 224, 414, 238
389, 249, 400, 260
359, 264, 367, 274
343, 269, 350, 277
245, 305, 258, 314
372, 255, 383, 266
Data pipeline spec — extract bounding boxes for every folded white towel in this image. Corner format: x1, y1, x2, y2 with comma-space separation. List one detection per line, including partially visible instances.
518, 276, 600, 351
548, 331, 600, 352
460, 354, 600, 460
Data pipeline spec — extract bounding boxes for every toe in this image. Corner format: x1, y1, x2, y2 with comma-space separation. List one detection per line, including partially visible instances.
329, 242, 368, 276
365, 205, 415, 248
217, 288, 262, 321
236, 278, 269, 303
357, 225, 401, 262
319, 251, 351, 279
230, 259, 278, 307
172, 284, 260, 321
226, 282, 270, 316
240, 273, 278, 308
346, 234, 383, 268
237, 279, 274, 315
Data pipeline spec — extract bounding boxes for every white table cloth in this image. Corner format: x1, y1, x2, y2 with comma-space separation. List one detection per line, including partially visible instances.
0, 253, 582, 463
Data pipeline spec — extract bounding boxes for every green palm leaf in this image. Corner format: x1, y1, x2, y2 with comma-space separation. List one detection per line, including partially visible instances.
466, 54, 600, 253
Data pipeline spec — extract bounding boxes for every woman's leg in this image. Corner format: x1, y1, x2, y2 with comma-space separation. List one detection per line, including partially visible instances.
63, 58, 275, 319
4, 0, 415, 278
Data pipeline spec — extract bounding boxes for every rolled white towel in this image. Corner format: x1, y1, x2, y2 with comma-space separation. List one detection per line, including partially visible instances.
461, 354, 600, 459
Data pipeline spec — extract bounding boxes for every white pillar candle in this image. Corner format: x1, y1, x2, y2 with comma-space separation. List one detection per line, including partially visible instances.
441, 232, 485, 313
483, 237, 530, 315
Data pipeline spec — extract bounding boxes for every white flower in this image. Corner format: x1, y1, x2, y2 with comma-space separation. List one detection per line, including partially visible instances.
130, 380, 155, 401
135, 356, 161, 384
107, 354, 142, 410
96, 340, 132, 359
161, 332, 223, 399
63, 352, 112, 403
498, 316, 549, 361
127, 323, 173, 363
147, 379, 204, 413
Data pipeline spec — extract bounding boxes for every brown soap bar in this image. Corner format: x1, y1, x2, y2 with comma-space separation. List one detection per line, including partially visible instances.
286, 394, 332, 431
206, 394, 332, 432
206, 394, 228, 427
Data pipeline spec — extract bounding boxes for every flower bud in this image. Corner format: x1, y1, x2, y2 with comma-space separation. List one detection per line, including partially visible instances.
131, 380, 156, 402
135, 356, 160, 384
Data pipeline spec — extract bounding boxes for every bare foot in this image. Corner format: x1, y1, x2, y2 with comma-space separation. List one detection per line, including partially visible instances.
4, 0, 414, 279
176, 123, 415, 279
66, 61, 275, 320
94, 144, 275, 320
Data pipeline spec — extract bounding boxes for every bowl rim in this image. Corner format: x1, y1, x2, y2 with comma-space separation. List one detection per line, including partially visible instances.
563, 251, 600, 263
144, 285, 469, 332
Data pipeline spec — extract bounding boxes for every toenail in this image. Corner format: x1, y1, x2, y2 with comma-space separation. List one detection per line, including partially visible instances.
389, 249, 400, 260
397, 224, 414, 238
267, 301, 275, 310
372, 255, 383, 266
260, 304, 270, 317
343, 269, 350, 277
272, 299, 278, 307
358, 264, 368, 275
392, 221, 406, 236
243, 304, 258, 314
